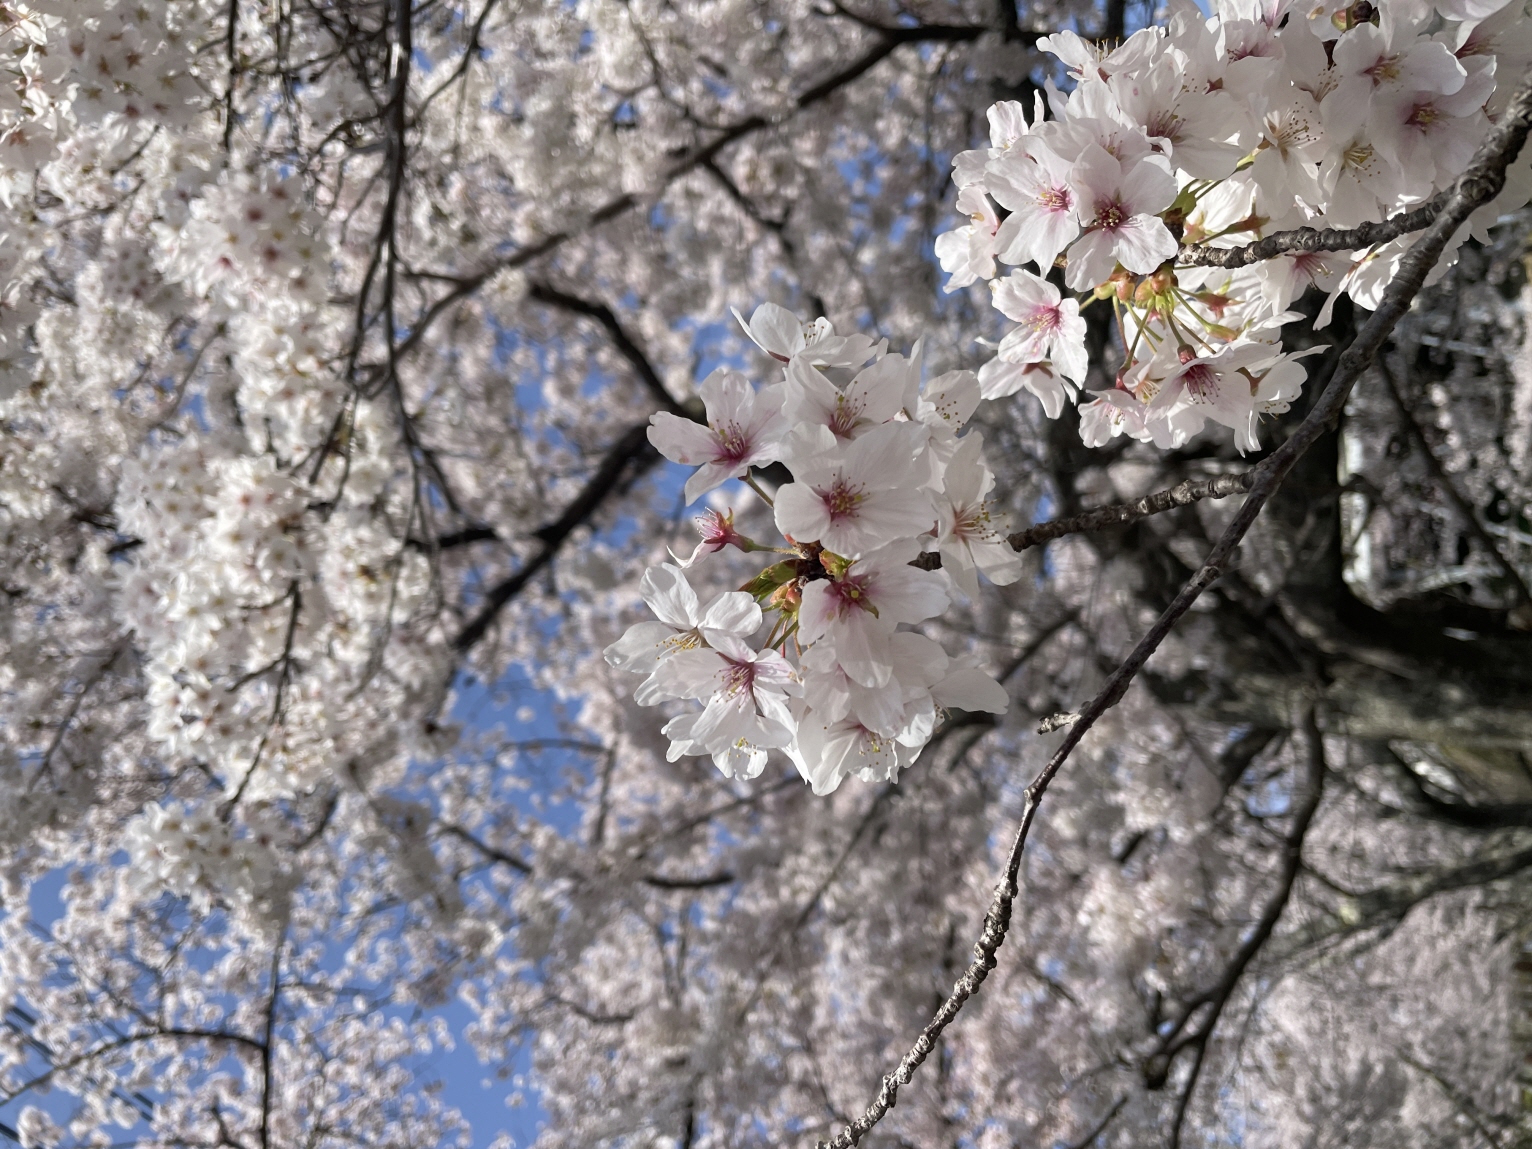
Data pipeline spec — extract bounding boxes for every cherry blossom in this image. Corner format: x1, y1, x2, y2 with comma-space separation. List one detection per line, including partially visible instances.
732, 302, 879, 367
796, 538, 950, 688
934, 184, 1005, 290
990, 268, 1089, 384
986, 139, 1082, 272
648, 369, 787, 503
1064, 145, 1179, 289
604, 563, 762, 703
773, 422, 934, 558
931, 433, 1024, 599
2, 3, 1529, 1147
656, 636, 798, 779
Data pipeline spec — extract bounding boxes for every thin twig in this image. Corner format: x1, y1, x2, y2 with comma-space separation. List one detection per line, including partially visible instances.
1008, 472, 1255, 551
395, 22, 1015, 363
1157, 708, 1326, 1149
1062, 1095, 1128, 1149
453, 421, 657, 651
258, 933, 285, 1149
528, 283, 685, 415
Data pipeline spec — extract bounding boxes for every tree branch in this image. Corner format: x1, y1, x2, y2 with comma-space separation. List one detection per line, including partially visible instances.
1062, 1095, 1128, 1149
814, 67, 1532, 1149
440, 822, 533, 873
1151, 708, 1326, 1149
259, 931, 286, 1149
528, 283, 685, 415
1177, 190, 1450, 269
640, 870, 736, 890
452, 421, 658, 652
443, 820, 732, 889
1375, 354, 1532, 608
1007, 471, 1255, 552
911, 472, 1257, 571
405, 525, 500, 551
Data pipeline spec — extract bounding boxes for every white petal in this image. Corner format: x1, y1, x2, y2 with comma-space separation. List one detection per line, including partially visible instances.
640, 564, 699, 629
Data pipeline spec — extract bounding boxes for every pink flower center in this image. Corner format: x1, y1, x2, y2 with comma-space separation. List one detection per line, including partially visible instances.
712, 422, 752, 465
1405, 101, 1439, 130
1363, 54, 1402, 86
1037, 186, 1072, 213
1094, 198, 1127, 230
951, 501, 992, 542
1023, 304, 1062, 340
828, 395, 862, 439
827, 573, 875, 615
820, 479, 865, 522
1183, 363, 1220, 402
1292, 251, 1329, 283
722, 658, 757, 697
696, 509, 743, 552
1146, 110, 1183, 141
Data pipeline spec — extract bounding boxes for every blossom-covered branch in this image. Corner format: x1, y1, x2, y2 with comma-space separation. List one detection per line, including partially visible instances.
397, 18, 1012, 363
817, 62, 1532, 1148
1151, 709, 1327, 1149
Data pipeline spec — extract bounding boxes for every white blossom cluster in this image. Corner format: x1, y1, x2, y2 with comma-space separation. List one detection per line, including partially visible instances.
0, 0, 213, 396
606, 304, 1012, 795
939, 0, 1532, 451
122, 800, 289, 922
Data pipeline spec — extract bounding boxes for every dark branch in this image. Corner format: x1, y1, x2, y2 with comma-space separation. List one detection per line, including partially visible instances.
259, 935, 284, 1149
1375, 354, 1532, 608
406, 525, 500, 551
440, 823, 533, 873
1177, 190, 1448, 269
453, 421, 658, 652
1007, 472, 1255, 552
641, 870, 736, 890
445, 822, 735, 889
528, 283, 685, 416
1349, 840, 1532, 928
1062, 1095, 1128, 1149
1152, 709, 1326, 1149
1391, 748, 1532, 830
398, 22, 1012, 361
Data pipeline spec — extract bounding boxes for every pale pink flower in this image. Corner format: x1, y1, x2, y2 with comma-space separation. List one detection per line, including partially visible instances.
604, 563, 762, 704
773, 423, 933, 558
731, 302, 878, 367
1373, 55, 1495, 189
782, 353, 908, 443
934, 185, 1003, 290
796, 538, 950, 688
990, 269, 1089, 383
670, 507, 755, 568
658, 635, 798, 779
647, 369, 786, 503
1150, 341, 1287, 451
1064, 145, 1179, 289
932, 433, 1022, 599
988, 140, 1081, 273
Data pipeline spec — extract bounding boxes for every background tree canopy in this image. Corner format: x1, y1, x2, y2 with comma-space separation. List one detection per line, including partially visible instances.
2, 0, 1532, 1146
